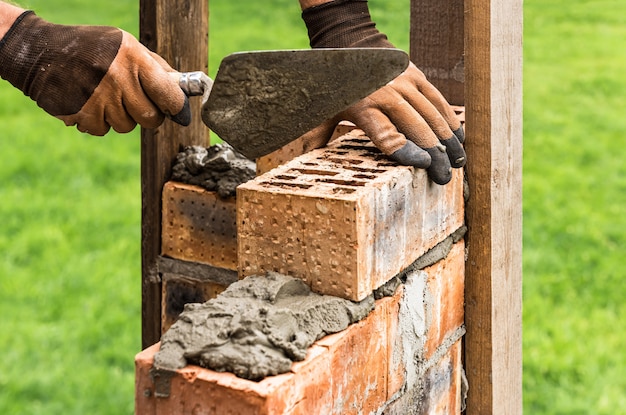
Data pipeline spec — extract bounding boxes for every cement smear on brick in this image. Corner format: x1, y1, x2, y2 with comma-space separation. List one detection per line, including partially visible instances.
409, 226, 467, 272
384, 269, 467, 414
397, 270, 429, 390
171, 143, 255, 198
154, 272, 374, 381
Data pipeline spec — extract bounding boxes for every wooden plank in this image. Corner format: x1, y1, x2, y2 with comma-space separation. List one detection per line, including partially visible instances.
409, 0, 464, 105
139, 0, 209, 349
463, 0, 523, 413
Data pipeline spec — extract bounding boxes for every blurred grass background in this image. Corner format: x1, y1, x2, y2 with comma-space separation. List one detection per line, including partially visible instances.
522, 0, 626, 412
0, 0, 624, 413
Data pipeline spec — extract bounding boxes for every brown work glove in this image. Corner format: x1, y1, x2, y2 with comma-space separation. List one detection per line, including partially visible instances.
302, 0, 465, 185
0, 11, 190, 135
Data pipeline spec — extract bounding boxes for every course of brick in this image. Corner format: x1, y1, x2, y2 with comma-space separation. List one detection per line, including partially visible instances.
136, 241, 465, 414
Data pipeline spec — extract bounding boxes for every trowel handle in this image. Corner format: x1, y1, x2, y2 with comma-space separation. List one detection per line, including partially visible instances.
171, 71, 214, 101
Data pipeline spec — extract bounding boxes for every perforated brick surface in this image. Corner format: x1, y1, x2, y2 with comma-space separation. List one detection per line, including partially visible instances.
238, 130, 464, 301
256, 122, 359, 175
161, 182, 237, 270
257, 108, 464, 176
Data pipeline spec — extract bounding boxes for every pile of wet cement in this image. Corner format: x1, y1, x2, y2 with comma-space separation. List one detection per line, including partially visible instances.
153, 272, 375, 381
171, 143, 256, 198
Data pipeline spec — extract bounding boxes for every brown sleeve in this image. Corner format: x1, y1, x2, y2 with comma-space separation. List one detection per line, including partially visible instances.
301, 0, 394, 48
0, 11, 122, 116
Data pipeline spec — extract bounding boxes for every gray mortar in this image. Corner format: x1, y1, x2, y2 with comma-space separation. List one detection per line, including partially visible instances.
171, 143, 256, 198
154, 272, 374, 381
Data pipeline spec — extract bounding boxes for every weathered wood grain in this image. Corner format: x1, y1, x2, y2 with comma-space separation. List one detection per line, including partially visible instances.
463, 0, 523, 413
139, 0, 209, 348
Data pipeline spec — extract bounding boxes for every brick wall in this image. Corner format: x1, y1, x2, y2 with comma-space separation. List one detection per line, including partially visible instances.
137, 127, 466, 414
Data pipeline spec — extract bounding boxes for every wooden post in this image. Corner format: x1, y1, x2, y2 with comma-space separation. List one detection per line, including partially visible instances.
410, 0, 464, 106
464, 0, 523, 414
411, 0, 523, 413
139, 0, 209, 349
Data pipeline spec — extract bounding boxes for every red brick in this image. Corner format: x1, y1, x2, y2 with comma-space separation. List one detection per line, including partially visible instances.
162, 182, 237, 270
386, 288, 406, 401
423, 241, 466, 359
451, 105, 465, 124
314, 294, 393, 413
136, 292, 403, 415
237, 131, 464, 301
419, 339, 464, 415
256, 136, 309, 177
386, 241, 465, 399
382, 338, 464, 415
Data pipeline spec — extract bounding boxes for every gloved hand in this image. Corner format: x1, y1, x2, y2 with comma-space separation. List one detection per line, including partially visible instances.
0, 11, 190, 135
302, 0, 465, 185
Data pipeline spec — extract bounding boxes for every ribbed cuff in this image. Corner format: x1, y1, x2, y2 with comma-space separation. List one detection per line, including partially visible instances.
0, 11, 122, 115
302, 0, 393, 48
0, 10, 34, 51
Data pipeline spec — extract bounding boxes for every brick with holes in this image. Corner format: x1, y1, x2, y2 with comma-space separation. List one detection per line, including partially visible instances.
162, 182, 237, 270
237, 131, 464, 301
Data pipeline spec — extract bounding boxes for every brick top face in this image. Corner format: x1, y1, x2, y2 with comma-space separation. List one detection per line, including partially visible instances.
242, 130, 413, 201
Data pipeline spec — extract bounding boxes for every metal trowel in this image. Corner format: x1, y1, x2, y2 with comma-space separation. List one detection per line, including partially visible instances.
175, 48, 410, 159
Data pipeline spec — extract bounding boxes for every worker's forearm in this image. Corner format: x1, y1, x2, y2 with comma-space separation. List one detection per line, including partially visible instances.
0, 1, 25, 39
298, 0, 334, 11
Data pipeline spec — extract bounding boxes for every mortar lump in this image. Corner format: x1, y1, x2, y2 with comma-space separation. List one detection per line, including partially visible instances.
154, 272, 375, 381
171, 143, 256, 198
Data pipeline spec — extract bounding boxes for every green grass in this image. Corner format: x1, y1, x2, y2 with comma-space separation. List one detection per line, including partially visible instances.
523, 0, 626, 413
0, 2, 142, 414
1, 0, 625, 413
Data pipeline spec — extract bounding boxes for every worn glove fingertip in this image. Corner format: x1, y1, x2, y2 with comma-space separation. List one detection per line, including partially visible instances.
169, 95, 191, 126
425, 145, 453, 185
453, 126, 465, 144
390, 141, 431, 168
441, 136, 466, 168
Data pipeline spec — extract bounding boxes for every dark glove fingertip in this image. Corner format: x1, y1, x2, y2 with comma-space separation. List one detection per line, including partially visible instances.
441, 136, 466, 168
390, 141, 431, 168
170, 95, 192, 126
425, 146, 452, 185
453, 126, 465, 144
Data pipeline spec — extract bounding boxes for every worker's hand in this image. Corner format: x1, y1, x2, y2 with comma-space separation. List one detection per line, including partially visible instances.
301, 62, 465, 185
301, 0, 465, 184
0, 11, 190, 135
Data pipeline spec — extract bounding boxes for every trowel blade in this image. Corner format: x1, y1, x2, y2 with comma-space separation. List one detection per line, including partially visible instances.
202, 48, 409, 159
